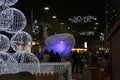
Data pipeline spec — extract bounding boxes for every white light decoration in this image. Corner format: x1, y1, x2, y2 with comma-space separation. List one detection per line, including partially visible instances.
0, 52, 18, 74
0, 4, 13, 31
32, 25, 39, 34
0, 0, 18, 6
0, 0, 42, 75
32, 20, 39, 34
68, 15, 97, 23
0, 34, 10, 52
44, 6, 49, 10
4, 8, 27, 34
45, 33, 75, 57
100, 33, 104, 41
0, 52, 17, 63
78, 31, 94, 36
52, 16, 56, 19
11, 31, 33, 52
12, 51, 39, 63
84, 42, 87, 48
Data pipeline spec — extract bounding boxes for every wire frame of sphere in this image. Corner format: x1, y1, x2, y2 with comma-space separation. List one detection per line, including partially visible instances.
11, 31, 33, 52
0, 52, 17, 63
0, 34, 10, 52
0, 4, 13, 31
4, 8, 27, 34
13, 51, 40, 63
0, 0, 18, 6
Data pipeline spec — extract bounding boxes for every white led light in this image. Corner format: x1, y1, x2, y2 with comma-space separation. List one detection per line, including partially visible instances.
44, 7, 49, 10
0, 34, 10, 52
0, 4, 13, 31
0, 0, 18, 6
13, 51, 39, 63
11, 31, 33, 52
69, 15, 97, 23
4, 8, 27, 34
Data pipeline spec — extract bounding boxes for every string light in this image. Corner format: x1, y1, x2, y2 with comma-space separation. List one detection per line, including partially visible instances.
68, 15, 97, 23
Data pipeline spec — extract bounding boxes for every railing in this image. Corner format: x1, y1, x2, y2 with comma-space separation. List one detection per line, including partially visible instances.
0, 62, 72, 80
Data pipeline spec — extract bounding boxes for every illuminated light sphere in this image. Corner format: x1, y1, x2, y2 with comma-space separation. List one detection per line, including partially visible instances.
0, 34, 10, 52
4, 8, 27, 34
13, 51, 40, 63
11, 31, 33, 52
0, 0, 18, 6
0, 4, 13, 31
0, 52, 17, 63
45, 33, 75, 57
0, 52, 18, 74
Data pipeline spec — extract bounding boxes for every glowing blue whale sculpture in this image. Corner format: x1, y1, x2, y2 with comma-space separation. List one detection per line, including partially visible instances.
45, 33, 75, 57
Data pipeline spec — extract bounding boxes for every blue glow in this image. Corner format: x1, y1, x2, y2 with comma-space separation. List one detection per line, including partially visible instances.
50, 41, 66, 54
45, 33, 75, 57
47, 40, 74, 57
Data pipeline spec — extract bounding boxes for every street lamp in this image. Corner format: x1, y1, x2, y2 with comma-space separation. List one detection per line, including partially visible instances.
44, 6, 49, 10
52, 16, 56, 19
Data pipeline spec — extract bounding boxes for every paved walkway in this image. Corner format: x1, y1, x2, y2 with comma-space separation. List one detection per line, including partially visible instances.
71, 73, 110, 80
72, 73, 83, 80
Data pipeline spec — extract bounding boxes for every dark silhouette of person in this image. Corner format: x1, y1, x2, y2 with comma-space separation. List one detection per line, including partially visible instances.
54, 52, 61, 62
71, 51, 80, 73
79, 53, 84, 74
42, 50, 50, 62
49, 50, 55, 62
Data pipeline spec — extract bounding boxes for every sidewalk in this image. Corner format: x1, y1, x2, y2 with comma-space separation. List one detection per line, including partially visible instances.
72, 73, 83, 80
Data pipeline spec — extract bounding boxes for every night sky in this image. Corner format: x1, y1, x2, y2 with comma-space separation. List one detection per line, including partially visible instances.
14, 0, 105, 23
13, 0, 107, 48
10, 0, 120, 49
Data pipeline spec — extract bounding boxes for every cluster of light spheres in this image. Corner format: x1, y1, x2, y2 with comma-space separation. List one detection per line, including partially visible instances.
0, 0, 40, 74
45, 33, 75, 57
0, 1, 27, 34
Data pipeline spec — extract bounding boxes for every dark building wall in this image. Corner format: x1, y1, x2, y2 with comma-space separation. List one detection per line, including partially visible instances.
109, 23, 120, 80
110, 28, 120, 80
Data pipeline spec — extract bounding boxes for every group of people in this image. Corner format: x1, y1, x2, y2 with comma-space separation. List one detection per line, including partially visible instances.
70, 50, 109, 74
70, 51, 84, 74
39, 49, 109, 76
41, 50, 61, 62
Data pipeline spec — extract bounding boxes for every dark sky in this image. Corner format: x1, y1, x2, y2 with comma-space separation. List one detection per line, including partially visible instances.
14, 0, 105, 23
11, 0, 109, 48
13, 0, 106, 40
106, 0, 120, 12
9, 0, 120, 48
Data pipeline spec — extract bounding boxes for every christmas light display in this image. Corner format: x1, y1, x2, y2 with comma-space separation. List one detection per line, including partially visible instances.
0, 4, 13, 31
68, 15, 97, 23
4, 8, 27, 34
0, 0, 18, 6
11, 31, 33, 52
13, 51, 39, 63
0, 0, 41, 75
0, 52, 17, 63
0, 34, 10, 52
45, 33, 75, 57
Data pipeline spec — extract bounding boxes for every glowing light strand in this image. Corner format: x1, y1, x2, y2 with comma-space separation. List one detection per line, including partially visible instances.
78, 31, 94, 36
68, 15, 97, 23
